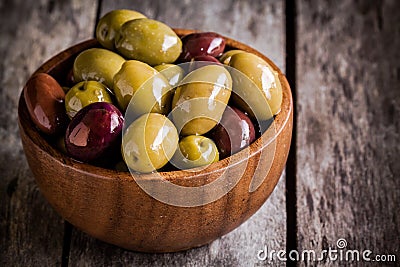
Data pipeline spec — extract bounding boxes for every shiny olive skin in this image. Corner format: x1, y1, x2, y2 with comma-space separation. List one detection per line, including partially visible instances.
171, 135, 219, 169
96, 9, 146, 50
23, 73, 69, 135
122, 113, 179, 173
113, 60, 172, 116
172, 65, 232, 136
219, 49, 244, 65
179, 32, 226, 62
154, 63, 184, 88
65, 102, 124, 163
193, 55, 221, 62
187, 55, 221, 72
228, 52, 282, 120
73, 48, 125, 89
115, 18, 182, 66
65, 81, 112, 118
210, 106, 256, 159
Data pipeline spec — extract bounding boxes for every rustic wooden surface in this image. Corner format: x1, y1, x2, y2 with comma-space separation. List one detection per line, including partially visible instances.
0, 0, 399, 266
296, 0, 400, 266
0, 0, 97, 266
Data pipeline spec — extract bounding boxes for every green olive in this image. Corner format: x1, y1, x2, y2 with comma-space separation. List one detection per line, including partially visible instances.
113, 60, 172, 115
96, 9, 146, 50
115, 18, 182, 66
122, 113, 179, 173
154, 64, 184, 87
65, 81, 113, 118
73, 48, 125, 89
228, 52, 282, 119
219, 49, 245, 65
171, 65, 232, 136
171, 135, 219, 169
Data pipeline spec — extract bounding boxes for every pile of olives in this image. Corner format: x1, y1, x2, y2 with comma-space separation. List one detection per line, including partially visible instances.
23, 9, 282, 173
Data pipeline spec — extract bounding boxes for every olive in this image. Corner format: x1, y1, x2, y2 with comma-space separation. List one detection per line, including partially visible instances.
219, 49, 244, 65
122, 113, 179, 173
113, 60, 172, 116
65, 102, 124, 163
187, 55, 221, 72
23, 73, 69, 135
228, 52, 282, 120
96, 9, 146, 50
154, 63, 184, 87
171, 65, 232, 136
115, 18, 182, 66
179, 32, 226, 62
171, 135, 219, 170
192, 55, 221, 62
73, 48, 125, 89
209, 106, 256, 159
65, 81, 112, 118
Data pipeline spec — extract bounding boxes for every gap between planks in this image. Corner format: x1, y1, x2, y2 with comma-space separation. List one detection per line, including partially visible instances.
285, 0, 298, 266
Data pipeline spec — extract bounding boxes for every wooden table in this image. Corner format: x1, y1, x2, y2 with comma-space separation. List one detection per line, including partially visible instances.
1, 0, 399, 266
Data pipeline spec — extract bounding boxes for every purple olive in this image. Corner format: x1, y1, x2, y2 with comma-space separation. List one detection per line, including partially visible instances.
187, 55, 221, 72
210, 106, 256, 159
192, 55, 221, 62
179, 32, 226, 62
65, 102, 124, 163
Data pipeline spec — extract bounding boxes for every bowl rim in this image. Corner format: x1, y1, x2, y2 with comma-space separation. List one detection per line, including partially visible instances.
18, 28, 293, 182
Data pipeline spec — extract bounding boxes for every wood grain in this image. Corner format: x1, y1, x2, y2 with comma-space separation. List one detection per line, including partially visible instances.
0, 0, 97, 265
296, 0, 400, 265
66, 0, 287, 266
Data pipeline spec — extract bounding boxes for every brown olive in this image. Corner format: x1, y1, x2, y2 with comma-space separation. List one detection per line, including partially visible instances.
23, 73, 69, 135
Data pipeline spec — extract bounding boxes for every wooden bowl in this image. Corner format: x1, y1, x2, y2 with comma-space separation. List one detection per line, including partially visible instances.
18, 29, 293, 252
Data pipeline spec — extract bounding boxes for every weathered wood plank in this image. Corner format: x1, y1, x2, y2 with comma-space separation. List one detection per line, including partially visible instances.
0, 0, 97, 265
67, 0, 286, 266
296, 0, 400, 265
